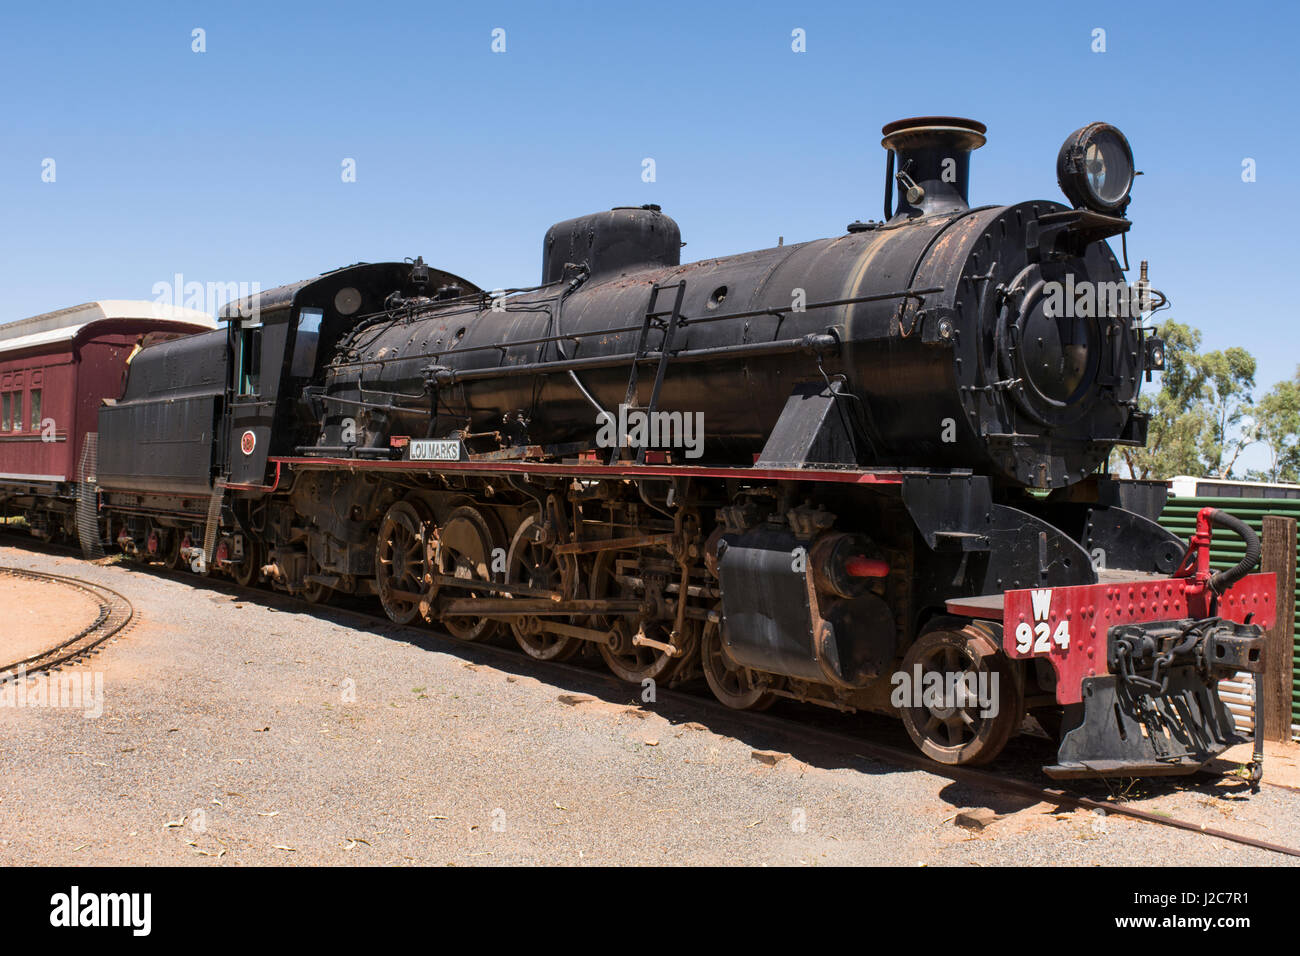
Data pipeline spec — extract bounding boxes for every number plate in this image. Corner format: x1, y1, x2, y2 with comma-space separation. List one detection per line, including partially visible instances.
409, 439, 463, 462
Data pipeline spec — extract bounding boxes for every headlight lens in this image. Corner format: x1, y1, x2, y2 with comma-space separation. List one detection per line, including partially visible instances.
1057, 123, 1135, 213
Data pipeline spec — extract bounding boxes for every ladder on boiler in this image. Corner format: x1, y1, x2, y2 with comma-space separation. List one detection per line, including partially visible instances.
608, 280, 687, 466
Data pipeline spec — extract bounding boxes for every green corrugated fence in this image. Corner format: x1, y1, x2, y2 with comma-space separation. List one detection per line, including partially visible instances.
1158, 495, 1300, 740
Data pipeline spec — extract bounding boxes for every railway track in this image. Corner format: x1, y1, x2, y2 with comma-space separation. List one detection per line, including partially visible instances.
0, 565, 135, 677
382, 618, 1300, 859
2, 530, 1297, 859
147, 561, 1300, 859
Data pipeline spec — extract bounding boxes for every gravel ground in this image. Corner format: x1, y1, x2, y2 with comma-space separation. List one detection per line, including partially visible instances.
1, 574, 100, 660
2, 542, 1298, 867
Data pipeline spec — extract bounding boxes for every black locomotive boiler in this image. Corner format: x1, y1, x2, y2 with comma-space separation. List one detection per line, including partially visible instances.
325, 119, 1143, 488
69, 117, 1277, 776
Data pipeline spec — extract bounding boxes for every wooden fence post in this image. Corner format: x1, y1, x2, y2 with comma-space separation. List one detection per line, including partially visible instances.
1261, 515, 1296, 743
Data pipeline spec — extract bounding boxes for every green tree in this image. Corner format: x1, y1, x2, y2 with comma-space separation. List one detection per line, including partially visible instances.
1250, 369, 1300, 483
1198, 346, 1256, 478
1118, 320, 1208, 479
1115, 319, 1256, 480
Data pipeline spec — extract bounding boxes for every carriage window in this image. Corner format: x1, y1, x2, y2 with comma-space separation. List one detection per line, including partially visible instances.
11, 392, 22, 432
236, 326, 262, 396
29, 388, 41, 431
1, 393, 9, 431
291, 308, 324, 378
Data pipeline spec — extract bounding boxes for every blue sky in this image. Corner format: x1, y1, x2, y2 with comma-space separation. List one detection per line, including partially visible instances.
2, 0, 1297, 466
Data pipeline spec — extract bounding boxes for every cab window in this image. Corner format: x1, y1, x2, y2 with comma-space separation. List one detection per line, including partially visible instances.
291, 308, 324, 378
236, 325, 262, 396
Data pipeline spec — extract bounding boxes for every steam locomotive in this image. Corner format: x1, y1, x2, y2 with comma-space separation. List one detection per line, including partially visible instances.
1, 117, 1277, 777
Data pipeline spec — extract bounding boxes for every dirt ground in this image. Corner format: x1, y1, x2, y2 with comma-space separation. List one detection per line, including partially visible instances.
1216, 741, 1300, 790
1, 544, 1299, 866
0, 575, 102, 664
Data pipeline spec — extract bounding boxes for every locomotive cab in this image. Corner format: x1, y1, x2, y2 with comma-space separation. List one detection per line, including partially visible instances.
220, 261, 481, 488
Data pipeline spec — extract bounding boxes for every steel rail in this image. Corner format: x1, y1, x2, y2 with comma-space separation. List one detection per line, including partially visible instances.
0, 566, 134, 677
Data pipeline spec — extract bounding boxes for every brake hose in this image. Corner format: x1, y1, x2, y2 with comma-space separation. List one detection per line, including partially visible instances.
1206, 509, 1262, 593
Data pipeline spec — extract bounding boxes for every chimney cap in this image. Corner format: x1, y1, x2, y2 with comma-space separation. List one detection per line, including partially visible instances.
881, 116, 987, 151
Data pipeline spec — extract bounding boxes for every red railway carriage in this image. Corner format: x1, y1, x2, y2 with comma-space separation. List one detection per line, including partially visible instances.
0, 300, 214, 541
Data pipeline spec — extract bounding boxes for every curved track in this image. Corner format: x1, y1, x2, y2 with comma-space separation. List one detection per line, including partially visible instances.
0, 566, 134, 676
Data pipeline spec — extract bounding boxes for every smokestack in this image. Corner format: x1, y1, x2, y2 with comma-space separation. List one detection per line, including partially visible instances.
881, 117, 987, 221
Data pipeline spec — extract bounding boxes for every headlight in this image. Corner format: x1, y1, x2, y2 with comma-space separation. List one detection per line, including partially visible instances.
1144, 335, 1165, 371
1056, 123, 1135, 214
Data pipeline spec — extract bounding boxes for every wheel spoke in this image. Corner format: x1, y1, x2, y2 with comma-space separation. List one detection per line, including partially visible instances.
376, 501, 431, 625
504, 513, 579, 661
945, 719, 963, 747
